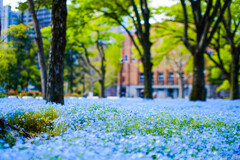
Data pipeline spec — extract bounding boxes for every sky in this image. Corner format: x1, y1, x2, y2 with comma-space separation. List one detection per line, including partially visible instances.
4, 0, 177, 11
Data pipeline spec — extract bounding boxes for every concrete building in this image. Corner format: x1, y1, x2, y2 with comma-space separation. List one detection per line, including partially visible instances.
1, 5, 19, 41
0, 0, 2, 33
22, 8, 51, 36
117, 34, 215, 99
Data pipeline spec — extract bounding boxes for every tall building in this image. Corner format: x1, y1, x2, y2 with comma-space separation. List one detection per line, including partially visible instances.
22, 8, 51, 36
1, 5, 19, 42
0, 0, 3, 33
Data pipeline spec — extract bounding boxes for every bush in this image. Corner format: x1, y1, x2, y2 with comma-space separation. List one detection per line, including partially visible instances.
27, 92, 34, 97
64, 93, 82, 97
71, 93, 82, 97
19, 91, 42, 97
19, 91, 28, 97
0, 93, 6, 98
8, 90, 18, 96
35, 91, 42, 96
7, 107, 61, 137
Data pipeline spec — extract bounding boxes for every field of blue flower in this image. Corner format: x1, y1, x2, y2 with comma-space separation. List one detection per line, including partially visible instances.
0, 98, 240, 160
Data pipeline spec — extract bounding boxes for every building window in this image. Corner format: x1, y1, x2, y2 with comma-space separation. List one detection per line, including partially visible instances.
168, 72, 174, 85
181, 73, 184, 79
139, 73, 144, 84
124, 55, 128, 62
158, 73, 164, 84
139, 73, 154, 84
132, 57, 135, 63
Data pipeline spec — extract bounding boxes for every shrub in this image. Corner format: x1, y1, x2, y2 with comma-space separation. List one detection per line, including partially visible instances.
27, 92, 34, 97
19, 91, 42, 97
35, 91, 42, 96
7, 107, 61, 137
8, 90, 18, 96
19, 91, 28, 97
71, 93, 82, 97
64, 93, 82, 97
0, 93, 6, 98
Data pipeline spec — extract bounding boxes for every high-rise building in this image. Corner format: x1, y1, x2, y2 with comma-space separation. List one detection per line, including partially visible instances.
0, 0, 3, 33
22, 8, 51, 36
1, 5, 19, 42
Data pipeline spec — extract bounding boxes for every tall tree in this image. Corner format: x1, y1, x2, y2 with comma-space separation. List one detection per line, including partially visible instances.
5, 24, 40, 91
46, 0, 67, 104
180, 0, 231, 101
222, 0, 240, 99
153, 22, 192, 98
75, 0, 153, 98
204, 0, 239, 99
26, 0, 47, 99
67, 8, 123, 97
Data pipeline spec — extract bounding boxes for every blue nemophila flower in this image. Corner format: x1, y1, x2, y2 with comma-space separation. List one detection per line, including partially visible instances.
0, 98, 239, 159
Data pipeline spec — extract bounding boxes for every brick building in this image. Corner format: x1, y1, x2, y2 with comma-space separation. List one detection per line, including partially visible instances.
117, 34, 213, 98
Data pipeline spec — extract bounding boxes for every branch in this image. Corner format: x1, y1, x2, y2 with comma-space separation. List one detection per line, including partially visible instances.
131, 0, 143, 41
206, 0, 231, 46
103, 12, 143, 57
180, 0, 193, 53
232, 23, 240, 38
189, 0, 202, 29
81, 44, 101, 76
114, 1, 140, 41
205, 52, 230, 81
201, 0, 213, 25
222, 17, 234, 49
184, 73, 192, 84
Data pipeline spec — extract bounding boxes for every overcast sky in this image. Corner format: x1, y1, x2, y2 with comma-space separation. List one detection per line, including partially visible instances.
4, 0, 177, 11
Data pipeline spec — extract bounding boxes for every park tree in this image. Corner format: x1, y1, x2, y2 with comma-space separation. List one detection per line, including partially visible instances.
46, 0, 67, 104
153, 22, 192, 98
64, 49, 89, 94
67, 7, 123, 97
0, 44, 16, 89
222, 0, 240, 99
74, 0, 153, 98
3, 24, 40, 91
180, 0, 231, 101
205, 0, 240, 99
18, 0, 52, 99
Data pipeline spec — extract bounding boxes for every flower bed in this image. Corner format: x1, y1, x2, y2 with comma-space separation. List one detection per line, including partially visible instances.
0, 98, 240, 159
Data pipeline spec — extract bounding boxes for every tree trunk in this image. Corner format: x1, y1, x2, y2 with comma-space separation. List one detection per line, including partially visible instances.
70, 60, 73, 94
142, 44, 153, 98
27, 0, 47, 99
99, 78, 105, 98
119, 63, 123, 97
90, 69, 94, 95
46, 0, 67, 105
99, 65, 105, 98
178, 73, 184, 98
190, 51, 206, 101
82, 75, 85, 93
230, 52, 239, 99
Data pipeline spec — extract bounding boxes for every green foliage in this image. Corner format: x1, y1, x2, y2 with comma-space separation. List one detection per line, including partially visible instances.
17, 0, 52, 12
0, 44, 17, 85
1, 107, 61, 147
152, 22, 192, 75
7, 107, 60, 136
216, 80, 230, 93
0, 93, 6, 98
2, 24, 40, 90
210, 68, 222, 79
66, 4, 124, 93
19, 91, 42, 97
